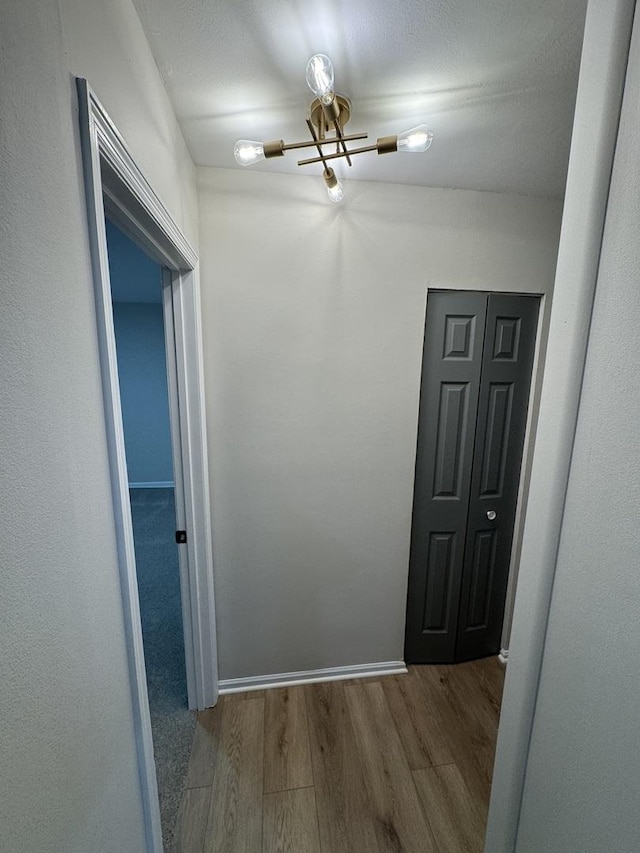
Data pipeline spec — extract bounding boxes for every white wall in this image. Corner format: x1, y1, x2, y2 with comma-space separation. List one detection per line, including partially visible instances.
59, 0, 198, 247
486, 2, 635, 848
514, 5, 640, 850
0, 1, 197, 850
197, 167, 562, 680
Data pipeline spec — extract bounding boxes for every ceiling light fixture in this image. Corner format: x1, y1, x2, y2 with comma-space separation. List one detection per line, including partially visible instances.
234, 54, 434, 203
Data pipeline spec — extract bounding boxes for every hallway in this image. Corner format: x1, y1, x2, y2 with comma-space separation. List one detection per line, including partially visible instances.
174, 658, 504, 852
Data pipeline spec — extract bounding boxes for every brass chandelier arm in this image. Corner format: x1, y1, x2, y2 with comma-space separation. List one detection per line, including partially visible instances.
262, 132, 369, 159
320, 97, 352, 166
297, 134, 399, 166
284, 134, 369, 150
305, 119, 331, 177
333, 120, 352, 167
297, 142, 379, 166
282, 132, 368, 150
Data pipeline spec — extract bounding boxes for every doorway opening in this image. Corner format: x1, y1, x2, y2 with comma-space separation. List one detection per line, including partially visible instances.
77, 79, 218, 852
405, 290, 541, 665
105, 219, 195, 845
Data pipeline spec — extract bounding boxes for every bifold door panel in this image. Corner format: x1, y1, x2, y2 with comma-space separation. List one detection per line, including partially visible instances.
405, 292, 487, 662
405, 291, 539, 664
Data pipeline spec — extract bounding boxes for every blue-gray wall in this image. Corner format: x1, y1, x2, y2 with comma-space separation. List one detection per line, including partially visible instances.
106, 221, 173, 486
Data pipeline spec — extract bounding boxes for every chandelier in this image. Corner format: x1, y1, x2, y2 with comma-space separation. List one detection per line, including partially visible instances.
234, 54, 434, 203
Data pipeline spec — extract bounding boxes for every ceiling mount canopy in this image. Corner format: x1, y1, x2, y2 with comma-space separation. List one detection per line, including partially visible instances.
234, 54, 434, 202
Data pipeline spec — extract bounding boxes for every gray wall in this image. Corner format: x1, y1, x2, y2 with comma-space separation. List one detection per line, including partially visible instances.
197, 168, 562, 681
514, 5, 640, 850
0, 1, 197, 850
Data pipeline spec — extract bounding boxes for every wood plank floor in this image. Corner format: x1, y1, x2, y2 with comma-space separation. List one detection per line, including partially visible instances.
173, 658, 505, 853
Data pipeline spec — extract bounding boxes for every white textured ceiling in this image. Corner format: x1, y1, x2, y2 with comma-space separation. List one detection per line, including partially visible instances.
133, 0, 588, 198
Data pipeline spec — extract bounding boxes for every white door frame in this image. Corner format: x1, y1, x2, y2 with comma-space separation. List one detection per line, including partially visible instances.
76, 78, 218, 853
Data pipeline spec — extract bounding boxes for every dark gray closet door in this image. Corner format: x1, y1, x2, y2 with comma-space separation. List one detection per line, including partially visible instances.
455, 293, 539, 660
404, 290, 539, 664
404, 291, 488, 663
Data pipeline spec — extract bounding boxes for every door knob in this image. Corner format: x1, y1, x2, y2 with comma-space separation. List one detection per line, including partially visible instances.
487, 510, 497, 520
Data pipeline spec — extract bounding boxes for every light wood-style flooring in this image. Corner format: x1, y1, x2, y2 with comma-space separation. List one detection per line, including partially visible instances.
173, 658, 505, 853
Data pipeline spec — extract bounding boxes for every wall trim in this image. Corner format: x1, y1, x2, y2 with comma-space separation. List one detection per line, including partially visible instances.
219, 661, 407, 694
128, 481, 175, 489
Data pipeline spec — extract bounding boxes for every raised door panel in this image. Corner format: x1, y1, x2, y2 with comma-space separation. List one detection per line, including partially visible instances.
432, 383, 471, 499
478, 383, 514, 497
421, 532, 457, 632
466, 529, 497, 629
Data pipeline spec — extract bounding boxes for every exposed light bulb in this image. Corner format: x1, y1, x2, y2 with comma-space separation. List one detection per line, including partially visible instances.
327, 180, 345, 203
306, 54, 335, 105
396, 125, 434, 153
323, 167, 344, 203
234, 140, 265, 166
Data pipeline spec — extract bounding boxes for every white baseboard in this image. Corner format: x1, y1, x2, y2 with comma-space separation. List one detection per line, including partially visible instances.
499, 648, 509, 665
218, 660, 408, 695
128, 481, 175, 489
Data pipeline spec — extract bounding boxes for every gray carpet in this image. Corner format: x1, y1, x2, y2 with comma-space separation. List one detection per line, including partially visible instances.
130, 487, 196, 851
